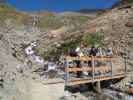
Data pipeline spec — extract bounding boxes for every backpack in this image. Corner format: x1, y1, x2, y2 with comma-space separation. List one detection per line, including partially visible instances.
69, 49, 77, 57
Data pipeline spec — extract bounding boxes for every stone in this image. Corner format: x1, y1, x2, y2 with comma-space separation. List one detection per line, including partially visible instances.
125, 21, 133, 27
128, 52, 133, 59
0, 34, 3, 40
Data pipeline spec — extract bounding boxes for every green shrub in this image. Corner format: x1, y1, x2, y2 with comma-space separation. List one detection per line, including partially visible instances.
41, 33, 104, 60
82, 33, 104, 46
41, 36, 82, 60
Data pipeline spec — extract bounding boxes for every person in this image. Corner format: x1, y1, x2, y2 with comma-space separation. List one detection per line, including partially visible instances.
106, 47, 113, 56
88, 46, 97, 67
69, 48, 77, 68
69, 48, 77, 57
106, 47, 113, 76
87, 46, 97, 77
96, 47, 104, 56
75, 46, 83, 78
72, 43, 85, 78
89, 46, 97, 56
81, 44, 90, 56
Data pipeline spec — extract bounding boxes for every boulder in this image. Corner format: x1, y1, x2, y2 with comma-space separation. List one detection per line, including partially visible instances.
125, 21, 133, 27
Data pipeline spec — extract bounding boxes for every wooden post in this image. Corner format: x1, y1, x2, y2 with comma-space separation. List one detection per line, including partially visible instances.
96, 80, 101, 93
124, 57, 127, 77
109, 59, 113, 78
65, 60, 69, 86
92, 56, 95, 82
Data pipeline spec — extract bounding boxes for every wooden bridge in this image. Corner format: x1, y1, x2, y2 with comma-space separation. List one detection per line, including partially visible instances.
64, 56, 127, 87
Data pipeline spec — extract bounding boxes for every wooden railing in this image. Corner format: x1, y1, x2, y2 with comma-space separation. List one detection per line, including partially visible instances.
66, 66, 111, 72
64, 56, 126, 86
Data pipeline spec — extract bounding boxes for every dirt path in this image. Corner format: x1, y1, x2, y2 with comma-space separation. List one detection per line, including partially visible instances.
28, 80, 65, 100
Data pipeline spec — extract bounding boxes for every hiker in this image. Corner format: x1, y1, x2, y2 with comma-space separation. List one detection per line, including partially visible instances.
68, 48, 77, 68
106, 47, 113, 76
88, 46, 97, 67
106, 47, 113, 56
89, 46, 97, 56
75, 46, 82, 78
96, 47, 104, 56
69, 48, 77, 57
96, 47, 106, 67
74, 43, 86, 78
81, 44, 90, 56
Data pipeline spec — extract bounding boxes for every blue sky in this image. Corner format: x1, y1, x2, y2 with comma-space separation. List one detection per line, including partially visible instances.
6, 0, 120, 12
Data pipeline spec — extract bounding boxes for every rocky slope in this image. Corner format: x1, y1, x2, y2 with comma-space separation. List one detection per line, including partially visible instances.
84, 7, 133, 90
0, 5, 97, 100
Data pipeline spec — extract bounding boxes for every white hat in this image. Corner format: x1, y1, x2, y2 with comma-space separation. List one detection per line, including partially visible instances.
75, 47, 80, 52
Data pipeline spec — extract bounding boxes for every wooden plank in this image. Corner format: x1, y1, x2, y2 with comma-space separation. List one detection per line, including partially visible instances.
66, 66, 111, 72
92, 56, 94, 82
67, 74, 125, 85
65, 60, 69, 86
96, 81, 101, 93
66, 67, 92, 72
69, 78, 92, 85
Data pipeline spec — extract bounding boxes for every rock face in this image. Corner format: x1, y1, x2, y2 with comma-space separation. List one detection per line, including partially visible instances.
0, 19, 44, 100
86, 8, 133, 58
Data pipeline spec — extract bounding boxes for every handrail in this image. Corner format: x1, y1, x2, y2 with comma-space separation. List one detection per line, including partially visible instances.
65, 56, 113, 61
66, 66, 111, 72
64, 55, 126, 86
